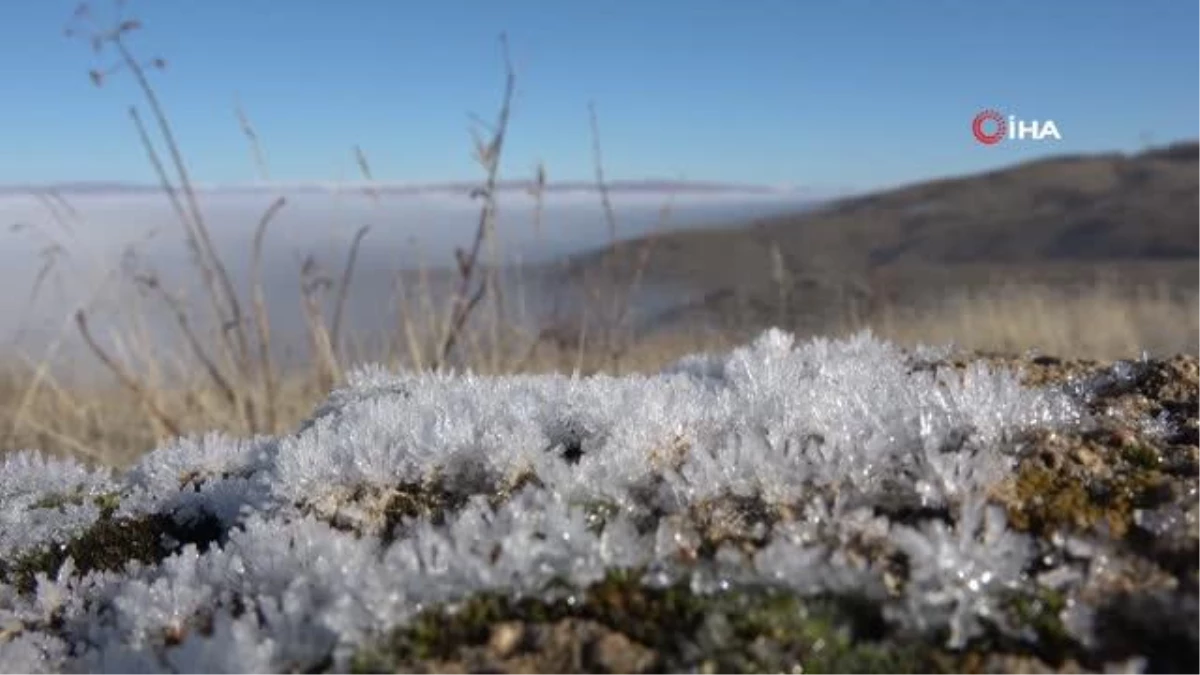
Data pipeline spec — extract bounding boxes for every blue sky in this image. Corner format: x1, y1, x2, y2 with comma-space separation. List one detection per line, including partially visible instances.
1, 0, 1196, 190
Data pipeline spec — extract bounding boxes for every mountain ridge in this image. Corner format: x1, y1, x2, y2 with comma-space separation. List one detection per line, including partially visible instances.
556, 139, 1199, 335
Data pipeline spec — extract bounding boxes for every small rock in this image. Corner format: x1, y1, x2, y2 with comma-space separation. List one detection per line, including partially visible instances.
1071, 446, 1105, 472
488, 621, 525, 659
588, 629, 656, 673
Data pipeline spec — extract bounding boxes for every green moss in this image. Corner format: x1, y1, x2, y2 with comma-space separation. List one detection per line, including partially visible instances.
1, 513, 171, 594
999, 587, 1078, 666
350, 570, 955, 673
27, 484, 123, 515
0, 502, 224, 595
721, 593, 932, 674
93, 491, 123, 519
574, 499, 622, 534
29, 491, 83, 512
1120, 443, 1161, 470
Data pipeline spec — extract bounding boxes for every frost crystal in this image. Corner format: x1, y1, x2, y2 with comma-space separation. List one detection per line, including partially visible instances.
889, 498, 1032, 648
0, 330, 1099, 671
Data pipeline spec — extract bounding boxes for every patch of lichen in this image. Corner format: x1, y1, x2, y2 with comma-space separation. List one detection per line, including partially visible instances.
1119, 442, 1161, 470
487, 468, 544, 510
380, 477, 469, 533
689, 492, 780, 559
569, 492, 784, 561
0, 502, 224, 595
349, 569, 953, 674
304, 469, 545, 542
1005, 460, 1170, 539
382, 469, 544, 543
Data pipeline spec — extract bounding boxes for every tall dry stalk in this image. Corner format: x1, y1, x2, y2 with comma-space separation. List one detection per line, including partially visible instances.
66, 5, 256, 422
435, 32, 517, 370
249, 197, 287, 433
69, 9, 249, 374
575, 102, 664, 371
769, 241, 790, 326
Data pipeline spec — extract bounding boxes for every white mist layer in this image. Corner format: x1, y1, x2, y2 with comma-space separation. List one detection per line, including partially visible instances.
0, 191, 814, 381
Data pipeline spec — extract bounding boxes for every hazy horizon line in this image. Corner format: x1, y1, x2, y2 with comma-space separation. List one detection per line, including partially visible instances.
0, 177, 835, 197
9, 137, 1194, 199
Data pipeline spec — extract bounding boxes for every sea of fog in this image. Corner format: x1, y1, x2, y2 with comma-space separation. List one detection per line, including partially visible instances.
0, 189, 818, 379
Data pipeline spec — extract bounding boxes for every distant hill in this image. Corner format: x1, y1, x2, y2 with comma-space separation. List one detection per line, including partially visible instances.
559, 140, 1199, 333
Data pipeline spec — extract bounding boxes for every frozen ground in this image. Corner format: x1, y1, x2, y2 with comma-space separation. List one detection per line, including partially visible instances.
0, 330, 1196, 673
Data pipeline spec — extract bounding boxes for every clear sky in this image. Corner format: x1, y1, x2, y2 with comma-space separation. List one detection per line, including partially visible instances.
1, 0, 1196, 190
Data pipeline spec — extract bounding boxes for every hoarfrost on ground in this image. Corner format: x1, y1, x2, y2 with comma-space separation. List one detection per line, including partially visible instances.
0, 329, 1136, 672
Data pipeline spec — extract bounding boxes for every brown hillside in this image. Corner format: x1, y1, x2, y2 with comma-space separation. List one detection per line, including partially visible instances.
561, 141, 1199, 335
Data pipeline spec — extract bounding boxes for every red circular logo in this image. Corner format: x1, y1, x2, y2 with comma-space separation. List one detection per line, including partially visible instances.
972, 110, 1006, 145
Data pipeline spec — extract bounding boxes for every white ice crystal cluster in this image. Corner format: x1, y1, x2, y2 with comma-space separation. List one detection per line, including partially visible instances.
0, 329, 1093, 672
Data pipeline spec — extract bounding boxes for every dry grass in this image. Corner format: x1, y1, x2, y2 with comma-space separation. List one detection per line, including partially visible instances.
857, 281, 1198, 361
0, 329, 723, 468
3, 281, 1194, 469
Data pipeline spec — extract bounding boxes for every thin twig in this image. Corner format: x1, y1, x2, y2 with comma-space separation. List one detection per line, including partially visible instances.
300, 258, 339, 393
330, 225, 371, 355
250, 196, 286, 432
75, 310, 182, 438
436, 32, 516, 368
113, 36, 250, 370
128, 106, 224, 342
234, 93, 271, 181
133, 273, 239, 413
589, 102, 619, 246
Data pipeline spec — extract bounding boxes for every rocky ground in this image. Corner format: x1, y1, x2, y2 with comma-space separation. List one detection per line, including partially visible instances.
0, 338, 1196, 674
351, 354, 1199, 674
